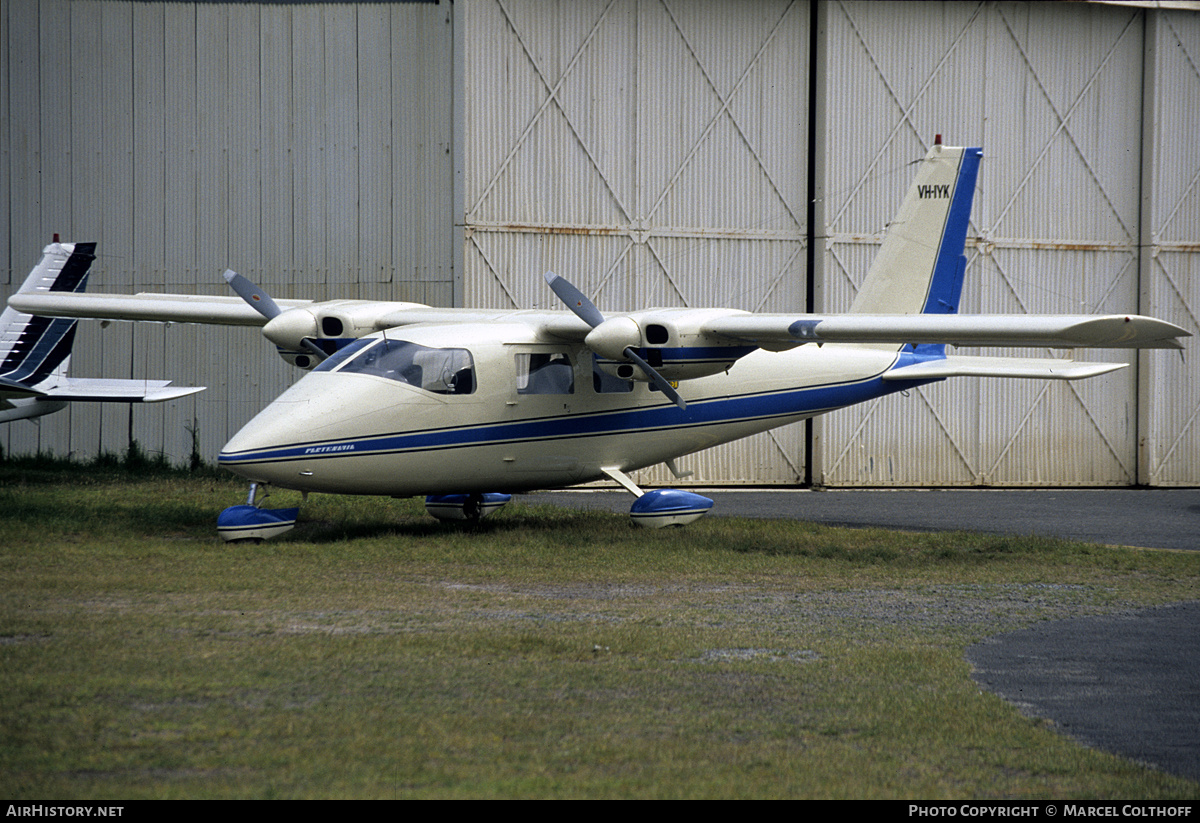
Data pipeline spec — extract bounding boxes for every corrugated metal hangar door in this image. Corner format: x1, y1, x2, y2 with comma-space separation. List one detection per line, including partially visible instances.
814, 1, 1188, 487
459, 0, 811, 485
1142, 10, 1200, 487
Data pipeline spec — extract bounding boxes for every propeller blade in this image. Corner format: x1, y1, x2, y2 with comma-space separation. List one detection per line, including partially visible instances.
299, 338, 328, 362
624, 347, 687, 410
224, 269, 282, 321
544, 272, 606, 329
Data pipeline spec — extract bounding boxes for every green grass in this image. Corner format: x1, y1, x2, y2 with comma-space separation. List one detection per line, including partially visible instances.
1, 457, 1198, 798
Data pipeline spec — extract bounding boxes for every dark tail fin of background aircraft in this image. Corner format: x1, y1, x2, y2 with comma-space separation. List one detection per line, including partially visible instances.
0, 241, 95, 388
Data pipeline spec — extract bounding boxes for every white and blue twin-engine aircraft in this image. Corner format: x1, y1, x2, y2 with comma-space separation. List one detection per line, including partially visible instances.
9, 144, 1190, 539
1, 239, 203, 425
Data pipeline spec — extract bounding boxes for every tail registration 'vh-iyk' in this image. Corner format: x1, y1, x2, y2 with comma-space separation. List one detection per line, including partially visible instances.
9, 143, 1189, 539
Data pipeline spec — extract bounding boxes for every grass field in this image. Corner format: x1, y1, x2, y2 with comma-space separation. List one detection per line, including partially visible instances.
2, 456, 1198, 799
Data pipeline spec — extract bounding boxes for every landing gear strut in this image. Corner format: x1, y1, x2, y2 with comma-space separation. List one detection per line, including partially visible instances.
602, 467, 713, 528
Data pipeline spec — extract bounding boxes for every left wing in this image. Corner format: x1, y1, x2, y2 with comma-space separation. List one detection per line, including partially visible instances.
703, 313, 1190, 350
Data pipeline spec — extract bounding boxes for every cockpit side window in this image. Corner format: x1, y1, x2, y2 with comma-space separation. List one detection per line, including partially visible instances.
316, 338, 475, 395
516, 352, 574, 395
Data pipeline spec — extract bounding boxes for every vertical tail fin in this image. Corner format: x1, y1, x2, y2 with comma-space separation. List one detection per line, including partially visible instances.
849, 144, 982, 317
0, 241, 96, 388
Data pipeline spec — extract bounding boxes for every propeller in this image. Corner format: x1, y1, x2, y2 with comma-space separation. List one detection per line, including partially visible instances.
544, 272, 687, 410
224, 269, 283, 320
223, 269, 328, 362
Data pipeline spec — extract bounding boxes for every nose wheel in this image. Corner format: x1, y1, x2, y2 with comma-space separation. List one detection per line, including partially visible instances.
217, 483, 301, 543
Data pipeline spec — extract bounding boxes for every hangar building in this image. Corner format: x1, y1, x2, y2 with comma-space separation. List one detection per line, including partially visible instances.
2, 0, 1198, 487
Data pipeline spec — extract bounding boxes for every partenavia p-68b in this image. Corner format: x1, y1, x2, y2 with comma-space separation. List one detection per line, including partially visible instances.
9, 144, 1189, 539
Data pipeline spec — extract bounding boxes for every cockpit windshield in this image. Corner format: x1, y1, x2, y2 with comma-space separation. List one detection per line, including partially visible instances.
314, 338, 475, 395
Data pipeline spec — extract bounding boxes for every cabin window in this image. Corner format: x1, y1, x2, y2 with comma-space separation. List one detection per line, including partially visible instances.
317, 338, 475, 395
592, 355, 633, 393
516, 352, 574, 395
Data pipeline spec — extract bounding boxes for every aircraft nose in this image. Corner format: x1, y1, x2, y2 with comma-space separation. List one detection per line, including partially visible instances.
216, 370, 448, 491
217, 373, 366, 485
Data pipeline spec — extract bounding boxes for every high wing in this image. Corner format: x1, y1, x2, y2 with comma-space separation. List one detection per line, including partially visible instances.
10, 289, 1190, 385
11, 291, 1186, 350
8, 144, 1190, 387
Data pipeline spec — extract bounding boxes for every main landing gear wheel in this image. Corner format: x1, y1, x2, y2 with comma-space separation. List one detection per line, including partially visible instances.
424, 493, 512, 522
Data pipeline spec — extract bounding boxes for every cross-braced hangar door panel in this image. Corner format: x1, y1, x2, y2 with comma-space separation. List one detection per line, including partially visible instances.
815, 1, 1146, 487
1142, 10, 1200, 487
461, 0, 810, 484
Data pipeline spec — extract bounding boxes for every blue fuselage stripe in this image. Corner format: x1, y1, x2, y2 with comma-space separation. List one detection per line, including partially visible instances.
218, 372, 929, 467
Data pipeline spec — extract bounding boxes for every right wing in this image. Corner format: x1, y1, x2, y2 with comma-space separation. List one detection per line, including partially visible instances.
7, 291, 312, 327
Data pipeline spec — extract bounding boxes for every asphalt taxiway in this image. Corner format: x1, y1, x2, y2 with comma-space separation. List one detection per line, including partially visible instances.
523, 487, 1200, 551
522, 487, 1200, 784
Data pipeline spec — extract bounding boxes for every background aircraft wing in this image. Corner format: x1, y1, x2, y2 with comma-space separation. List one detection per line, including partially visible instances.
703, 313, 1191, 350
36, 378, 206, 402
0, 375, 44, 400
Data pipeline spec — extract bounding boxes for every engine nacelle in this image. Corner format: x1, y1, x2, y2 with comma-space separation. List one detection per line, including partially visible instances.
263, 301, 434, 369
593, 308, 758, 381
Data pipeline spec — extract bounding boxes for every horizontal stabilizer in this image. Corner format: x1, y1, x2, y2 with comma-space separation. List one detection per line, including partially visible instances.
883, 356, 1126, 381
707, 313, 1190, 350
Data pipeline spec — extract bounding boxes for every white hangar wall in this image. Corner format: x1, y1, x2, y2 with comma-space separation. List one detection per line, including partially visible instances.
2, 0, 1197, 488
1, 0, 456, 466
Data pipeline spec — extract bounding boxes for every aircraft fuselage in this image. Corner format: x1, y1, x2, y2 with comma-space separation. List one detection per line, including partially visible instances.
217, 322, 925, 496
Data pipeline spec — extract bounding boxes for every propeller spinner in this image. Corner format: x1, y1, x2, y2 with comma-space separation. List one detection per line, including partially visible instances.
544, 272, 687, 410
